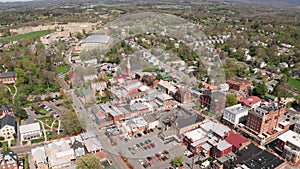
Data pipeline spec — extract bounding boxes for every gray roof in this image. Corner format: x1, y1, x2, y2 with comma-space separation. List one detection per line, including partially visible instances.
0, 104, 13, 112
82, 34, 110, 44
216, 140, 232, 151
176, 114, 205, 129
81, 88, 93, 97
0, 114, 15, 128
0, 71, 16, 78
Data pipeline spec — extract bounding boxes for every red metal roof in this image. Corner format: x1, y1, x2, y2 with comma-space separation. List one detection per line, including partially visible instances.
225, 133, 248, 149
239, 96, 261, 107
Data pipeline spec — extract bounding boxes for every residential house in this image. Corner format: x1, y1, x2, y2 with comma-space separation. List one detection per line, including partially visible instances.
0, 104, 13, 118
223, 104, 249, 127
0, 114, 16, 141
0, 151, 23, 169
19, 122, 42, 142
0, 72, 17, 84
200, 120, 231, 139
276, 130, 300, 164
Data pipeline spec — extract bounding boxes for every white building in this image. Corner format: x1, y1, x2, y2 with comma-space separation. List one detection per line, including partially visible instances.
223, 104, 249, 126
19, 122, 42, 142
0, 115, 16, 141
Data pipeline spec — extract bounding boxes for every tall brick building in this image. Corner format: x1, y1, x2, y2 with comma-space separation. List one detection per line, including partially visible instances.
246, 103, 285, 134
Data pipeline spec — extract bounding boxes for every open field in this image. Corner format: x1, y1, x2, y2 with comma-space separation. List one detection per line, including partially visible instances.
288, 78, 300, 91
0, 30, 54, 43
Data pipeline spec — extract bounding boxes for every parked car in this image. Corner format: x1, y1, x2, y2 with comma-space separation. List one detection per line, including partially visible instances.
138, 159, 144, 165
150, 143, 155, 148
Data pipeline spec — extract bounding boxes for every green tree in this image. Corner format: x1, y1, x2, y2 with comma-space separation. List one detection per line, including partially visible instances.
253, 83, 267, 97
61, 112, 83, 135
226, 94, 238, 107
76, 154, 102, 169
172, 156, 184, 167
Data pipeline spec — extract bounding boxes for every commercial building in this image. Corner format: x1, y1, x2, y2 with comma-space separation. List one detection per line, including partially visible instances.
19, 122, 42, 142
223, 104, 249, 127
276, 130, 300, 164
245, 103, 285, 135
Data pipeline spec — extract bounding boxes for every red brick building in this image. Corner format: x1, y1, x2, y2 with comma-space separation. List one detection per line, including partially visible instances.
246, 103, 286, 134
213, 140, 233, 158
226, 77, 252, 91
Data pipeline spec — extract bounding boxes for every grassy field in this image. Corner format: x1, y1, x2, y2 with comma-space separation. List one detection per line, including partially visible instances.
288, 78, 300, 91
55, 64, 70, 74
0, 30, 54, 43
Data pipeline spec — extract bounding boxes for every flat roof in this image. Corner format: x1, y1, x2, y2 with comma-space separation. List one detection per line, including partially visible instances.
216, 140, 232, 151
200, 120, 231, 137
277, 130, 300, 148
20, 122, 41, 134
82, 34, 110, 44
225, 104, 249, 115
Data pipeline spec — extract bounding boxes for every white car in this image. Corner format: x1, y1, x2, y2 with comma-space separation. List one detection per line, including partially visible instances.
183, 150, 192, 156
138, 159, 144, 165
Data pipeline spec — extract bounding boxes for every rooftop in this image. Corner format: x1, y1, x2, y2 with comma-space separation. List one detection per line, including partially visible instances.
123, 81, 142, 92
250, 102, 283, 116
175, 114, 205, 129
200, 120, 231, 138
216, 140, 232, 151
184, 128, 207, 142
82, 34, 110, 44
225, 132, 249, 149
0, 71, 16, 78
225, 104, 249, 115
239, 96, 261, 107
0, 114, 15, 128
277, 130, 300, 148
227, 77, 252, 86
19, 122, 41, 134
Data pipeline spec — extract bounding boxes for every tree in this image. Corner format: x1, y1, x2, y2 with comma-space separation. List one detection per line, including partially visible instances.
172, 156, 184, 167
226, 94, 238, 107
61, 112, 83, 135
253, 83, 267, 97
76, 154, 102, 169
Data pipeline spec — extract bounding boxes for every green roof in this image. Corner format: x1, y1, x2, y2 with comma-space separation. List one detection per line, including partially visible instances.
265, 94, 277, 100
162, 73, 169, 78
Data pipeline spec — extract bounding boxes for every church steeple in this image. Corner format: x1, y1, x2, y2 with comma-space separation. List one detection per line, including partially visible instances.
126, 57, 131, 74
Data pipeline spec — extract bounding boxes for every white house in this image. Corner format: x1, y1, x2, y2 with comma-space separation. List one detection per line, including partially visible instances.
0, 115, 16, 141
19, 122, 42, 142
223, 104, 249, 126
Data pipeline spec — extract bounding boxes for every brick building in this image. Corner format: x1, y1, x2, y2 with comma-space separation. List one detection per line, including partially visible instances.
173, 88, 191, 104
246, 103, 286, 134
226, 77, 252, 91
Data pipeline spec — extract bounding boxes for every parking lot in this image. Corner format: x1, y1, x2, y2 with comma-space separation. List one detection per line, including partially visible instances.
114, 128, 202, 169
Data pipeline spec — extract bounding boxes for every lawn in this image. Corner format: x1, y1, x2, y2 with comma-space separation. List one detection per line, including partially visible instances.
288, 78, 300, 91
31, 138, 44, 144
55, 64, 70, 74
0, 30, 54, 43
36, 116, 55, 126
